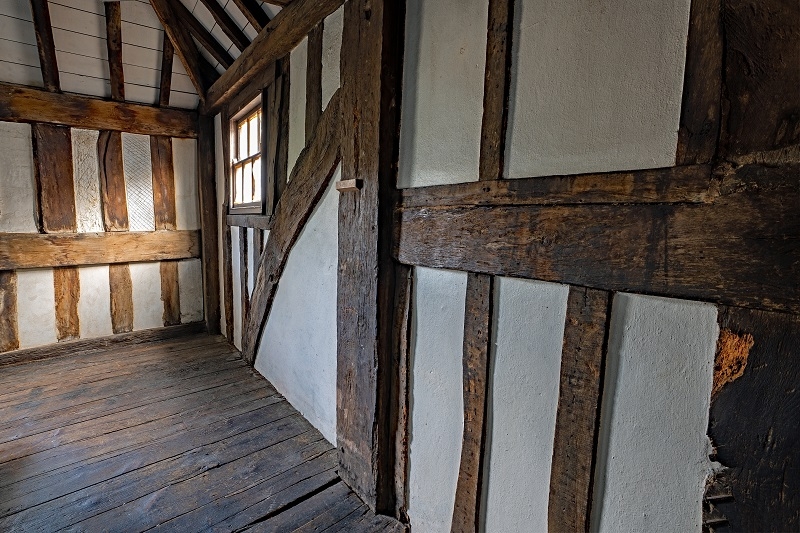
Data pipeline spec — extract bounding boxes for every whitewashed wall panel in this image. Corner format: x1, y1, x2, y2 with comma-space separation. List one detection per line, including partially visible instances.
130, 262, 164, 331
71, 128, 104, 234
0, 122, 36, 233
78, 265, 113, 339
178, 259, 204, 324
16, 269, 57, 349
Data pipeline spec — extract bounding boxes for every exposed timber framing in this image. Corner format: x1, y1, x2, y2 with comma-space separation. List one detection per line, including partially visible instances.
548, 287, 611, 533
305, 22, 323, 144
159, 35, 175, 107
0, 231, 201, 270
239, 225, 250, 322
171, 0, 235, 70
392, 265, 413, 523
336, 0, 406, 513
676, 0, 723, 165
203, 0, 344, 114
105, 2, 125, 101
0, 83, 198, 138
151, 135, 181, 326
241, 89, 341, 364
0, 323, 205, 368
226, 214, 273, 230
198, 0, 250, 51
198, 115, 221, 334
231, 0, 270, 32
28, 0, 60, 92
221, 111, 235, 341
451, 273, 494, 532
396, 163, 800, 315
0, 272, 19, 353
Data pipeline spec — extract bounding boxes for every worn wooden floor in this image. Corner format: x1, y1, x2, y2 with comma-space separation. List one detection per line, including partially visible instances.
0, 333, 404, 532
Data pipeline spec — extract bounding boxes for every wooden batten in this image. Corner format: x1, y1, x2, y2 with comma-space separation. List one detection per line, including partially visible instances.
0, 83, 198, 138
197, 116, 221, 335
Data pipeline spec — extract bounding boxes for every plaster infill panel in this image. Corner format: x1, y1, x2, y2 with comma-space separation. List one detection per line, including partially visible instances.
16, 269, 57, 348
506, 0, 691, 178
398, 0, 487, 188
129, 262, 164, 331
71, 128, 104, 233
0, 122, 37, 233
591, 293, 717, 533
121, 133, 155, 232
483, 277, 569, 533
173, 138, 199, 231
178, 258, 204, 324
321, 6, 343, 111
407, 266, 468, 533
288, 38, 308, 178
78, 265, 113, 339
255, 169, 340, 444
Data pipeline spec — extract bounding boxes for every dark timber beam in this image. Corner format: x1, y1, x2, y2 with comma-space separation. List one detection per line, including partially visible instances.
159, 35, 174, 107
203, 0, 344, 114
198, 0, 250, 52
0, 82, 198, 138
28, 0, 60, 92
198, 116, 221, 335
221, 110, 234, 341
171, 0, 235, 70
105, 2, 125, 101
231, 0, 270, 33
305, 22, 323, 144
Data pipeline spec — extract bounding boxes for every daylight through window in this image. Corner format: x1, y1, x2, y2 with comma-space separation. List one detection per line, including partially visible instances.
231, 108, 262, 212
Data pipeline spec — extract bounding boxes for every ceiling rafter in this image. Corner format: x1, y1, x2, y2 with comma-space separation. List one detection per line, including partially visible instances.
171, 0, 235, 70
104, 1, 125, 102
158, 36, 174, 107
28, 0, 60, 92
198, 0, 251, 52
230, 0, 271, 32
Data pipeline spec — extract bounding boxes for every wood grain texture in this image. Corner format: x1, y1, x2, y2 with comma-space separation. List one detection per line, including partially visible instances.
231, 0, 270, 32
398, 165, 716, 209
105, 1, 125, 102
98, 130, 128, 231
337, 0, 406, 513
32, 124, 76, 233
479, 0, 513, 181
0, 272, 19, 353
241, 90, 341, 364
0, 82, 198, 138
264, 79, 280, 214
226, 213, 273, 230
28, 0, 60, 92
451, 273, 494, 533
225, 61, 275, 118
396, 163, 800, 315
149, 0, 210, 99
305, 22, 324, 145
392, 265, 413, 524
221, 112, 235, 342
160, 261, 181, 326
203, 0, 344, 114
110, 263, 134, 334
53, 267, 81, 341
239, 225, 250, 321
676, 0, 723, 165
276, 60, 291, 200
708, 306, 800, 531
172, 0, 235, 70
721, 0, 800, 157
198, 0, 250, 51
198, 115, 221, 334
150, 136, 177, 231
159, 36, 174, 107
548, 287, 611, 533
0, 231, 201, 269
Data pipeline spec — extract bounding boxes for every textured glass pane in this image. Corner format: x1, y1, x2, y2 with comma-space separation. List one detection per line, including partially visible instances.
243, 161, 253, 203
238, 121, 248, 160
249, 114, 259, 157
253, 156, 262, 202
234, 165, 243, 204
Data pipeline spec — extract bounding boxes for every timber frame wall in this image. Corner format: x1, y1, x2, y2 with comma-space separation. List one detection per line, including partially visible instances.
212, 0, 797, 530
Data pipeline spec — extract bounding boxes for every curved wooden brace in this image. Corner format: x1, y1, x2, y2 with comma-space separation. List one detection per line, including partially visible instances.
242, 89, 342, 364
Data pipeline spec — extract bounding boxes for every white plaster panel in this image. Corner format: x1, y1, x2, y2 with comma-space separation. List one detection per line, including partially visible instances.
506, 0, 691, 178
231, 225, 243, 350
173, 138, 199, 231
0, 122, 37, 233
255, 169, 340, 444
121, 133, 155, 232
78, 265, 113, 339
178, 259, 204, 324
483, 278, 569, 533
397, 0, 487, 188
16, 269, 57, 348
129, 262, 164, 331
591, 293, 717, 533
321, 7, 343, 110
71, 128, 104, 233
215, 114, 226, 333
288, 38, 308, 178
407, 266, 468, 532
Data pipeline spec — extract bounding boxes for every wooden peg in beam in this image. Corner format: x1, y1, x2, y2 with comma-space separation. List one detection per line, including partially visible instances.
336, 179, 363, 192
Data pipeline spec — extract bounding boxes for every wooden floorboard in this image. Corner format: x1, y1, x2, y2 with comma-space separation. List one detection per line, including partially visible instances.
0, 333, 404, 532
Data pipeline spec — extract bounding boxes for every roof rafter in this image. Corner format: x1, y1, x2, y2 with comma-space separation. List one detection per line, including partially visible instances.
231, 0, 270, 32
104, 1, 125, 102
171, 0, 235, 70
28, 0, 60, 92
198, 0, 250, 52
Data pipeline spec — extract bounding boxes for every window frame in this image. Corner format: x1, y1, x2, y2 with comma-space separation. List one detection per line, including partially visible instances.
228, 99, 264, 215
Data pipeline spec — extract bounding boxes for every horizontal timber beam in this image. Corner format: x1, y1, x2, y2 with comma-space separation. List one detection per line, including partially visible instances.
399, 165, 716, 209
395, 163, 800, 314
203, 0, 344, 114
227, 213, 273, 230
0, 230, 200, 269
0, 82, 198, 138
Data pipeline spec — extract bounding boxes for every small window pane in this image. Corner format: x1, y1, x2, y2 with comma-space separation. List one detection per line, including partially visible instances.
249, 114, 260, 157
234, 165, 243, 204
253, 156, 262, 201
243, 161, 253, 203
238, 121, 248, 160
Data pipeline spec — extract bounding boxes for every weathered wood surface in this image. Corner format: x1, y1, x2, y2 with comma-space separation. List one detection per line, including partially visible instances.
396, 163, 800, 315
198, 115, 221, 334
721, 0, 800, 156
221, 112, 235, 342
105, 1, 125, 102
337, 0, 406, 513
231, 0, 270, 32
276, 61, 291, 200
707, 306, 800, 531
240, 225, 250, 321
0, 82, 198, 138
53, 267, 81, 342
479, 0, 514, 182
676, 0, 722, 165
109, 263, 134, 334
241, 90, 341, 364
151, 135, 181, 326
399, 165, 716, 209
198, 0, 250, 51
28, 0, 60, 92
227, 214, 273, 230
159, 36, 174, 106
0, 231, 201, 270
203, 0, 344, 114
264, 76, 280, 214
548, 287, 610, 533
172, 0, 235, 70
392, 265, 412, 523
305, 22, 324, 145
452, 273, 494, 533
226, 62, 276, 119
0, 272, 19, 353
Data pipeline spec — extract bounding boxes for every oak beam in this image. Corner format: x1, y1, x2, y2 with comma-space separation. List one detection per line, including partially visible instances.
231, 0, 270, 33
159, 35, 174, 106
198, 0, 250, 52
28, 0, 60, 92
0, 82, 198, 138
0, 231, 201, 270
221, 111, 234, 341
0, 272, 19, 353
203, 0, 344, 114
171, 0, 235, 70
305, 22, 323, 144
198, 115, 221, 334
226, 214, 273, 230
105, 2, 125, 102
